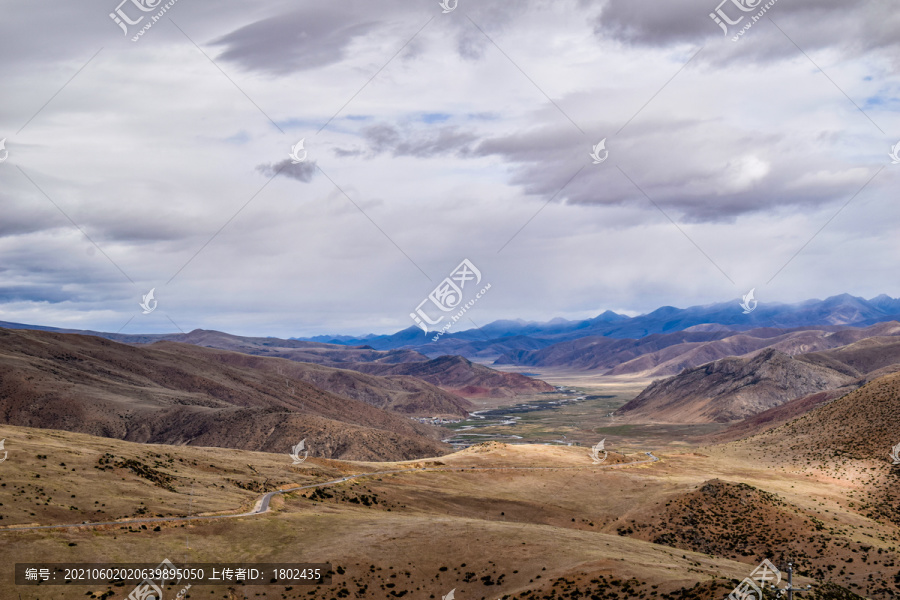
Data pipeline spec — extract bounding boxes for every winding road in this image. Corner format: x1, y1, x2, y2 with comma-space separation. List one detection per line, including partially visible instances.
0, 452, 658, 533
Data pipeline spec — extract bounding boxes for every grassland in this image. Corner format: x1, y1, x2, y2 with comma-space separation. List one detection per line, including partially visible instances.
1, 420, 894, 600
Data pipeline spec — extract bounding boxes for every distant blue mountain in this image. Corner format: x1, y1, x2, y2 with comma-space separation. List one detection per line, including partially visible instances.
291, 294, 900, 355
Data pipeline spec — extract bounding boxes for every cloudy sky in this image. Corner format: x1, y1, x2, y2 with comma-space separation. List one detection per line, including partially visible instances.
0, 0, 898, 337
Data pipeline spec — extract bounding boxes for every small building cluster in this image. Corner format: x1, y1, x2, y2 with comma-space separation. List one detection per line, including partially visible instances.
412, 416, 463, 426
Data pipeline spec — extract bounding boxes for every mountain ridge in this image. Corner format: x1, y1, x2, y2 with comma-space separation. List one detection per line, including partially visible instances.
0, 328, 453, 461
292, 293, 900, 354
616, 348, 861, 423
616, 334, 900, 424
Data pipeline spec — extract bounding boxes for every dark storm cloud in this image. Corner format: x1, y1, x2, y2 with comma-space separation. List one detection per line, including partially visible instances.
342, 123, 480, 158
205, 0, 527, 76
0, 284, 73, 304
324, 117, 886, 222
257, 159, 318, 182
209, 6, 381, 75
470, 122, 883, 222
593, 0, 900, 67
592, 0, 712, 46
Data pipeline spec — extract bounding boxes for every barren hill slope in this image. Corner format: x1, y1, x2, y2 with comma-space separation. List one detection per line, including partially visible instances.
0, 324, 430, 364
617, 348, 859, 423
155, 330, 551, 399
752, 370, 900, 465
344, 354, 555, 398
495, 322, 900, 377
494, 331, 732, 370
0, 328, 448, 460
798, 336, 900, 380
608, 327, 876, 377
157, 329, 429, 365
623, 479, 892, 593
159, 341, 474, 416
0, 425, 881, 600
706, 337, 900, 442
725, 370, 900, 529
707, 388, 851, 444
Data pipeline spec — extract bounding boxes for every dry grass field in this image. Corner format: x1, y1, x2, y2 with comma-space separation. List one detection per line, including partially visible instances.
1, 418, 891, 600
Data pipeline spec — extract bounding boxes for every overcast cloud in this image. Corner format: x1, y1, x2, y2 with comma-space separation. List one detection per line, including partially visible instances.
0, 0, 897, 337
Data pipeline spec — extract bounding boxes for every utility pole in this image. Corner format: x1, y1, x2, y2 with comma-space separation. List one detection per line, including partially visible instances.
770, 563, 811, 600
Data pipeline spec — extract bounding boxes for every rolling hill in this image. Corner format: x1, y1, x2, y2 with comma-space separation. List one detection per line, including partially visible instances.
336, 354, 555, 398
617, 333, 900, 424
719, 368, 900, 532
0, 328, 452, 461
495, 321, 900, 377
751, 369, 900, 466
0, 322, 429, 364
623, 478, 884, 592
616, 348, 860, 423
168, 342, 474, 416
0, 323, 552, 399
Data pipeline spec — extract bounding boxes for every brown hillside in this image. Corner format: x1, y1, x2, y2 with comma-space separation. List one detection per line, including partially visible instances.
0, 328, 448, 461
729, 370, 900, 528
623, 479, 893, 591
156, 329, 429, 365
149, 330, 552, 399
611, 329, 845, 377
617, 349, 858, 423
150, 341, 473, 417
497, 322, 900, 377
748, 370, 900, 464
495, 332, 732, 371
799, 336, 900, 380
612, 322, 900, 377
706, 387, 852, 444
345, 354, 555, 398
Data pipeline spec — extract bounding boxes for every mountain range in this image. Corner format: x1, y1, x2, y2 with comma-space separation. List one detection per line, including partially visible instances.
296, 294, 900, 359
